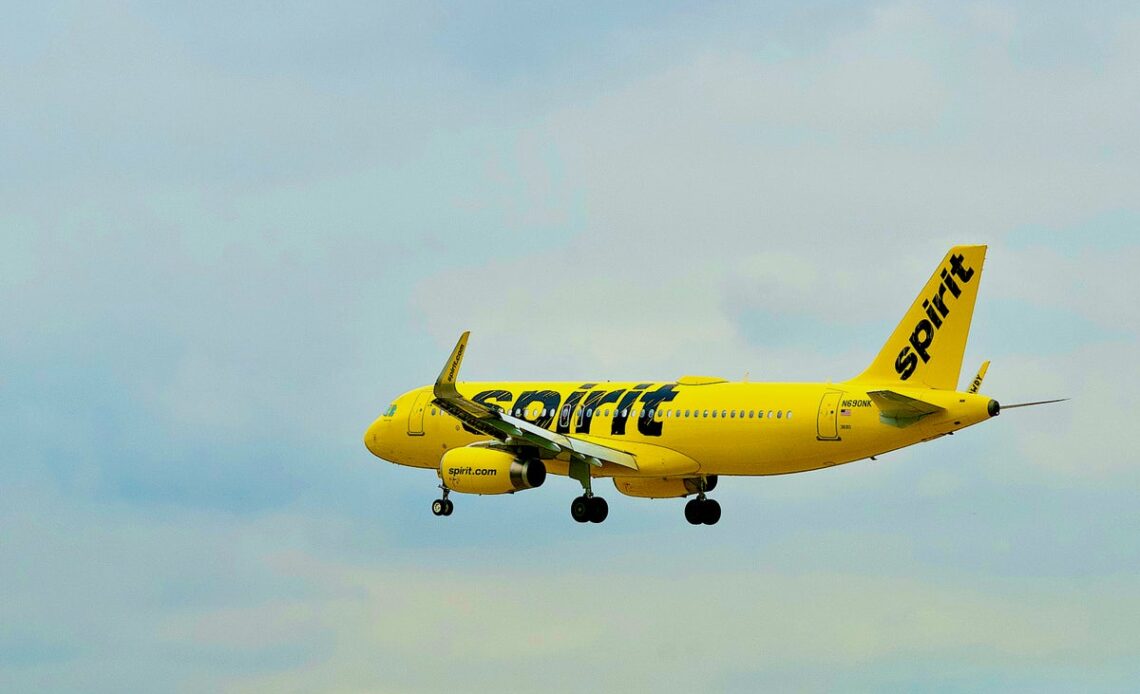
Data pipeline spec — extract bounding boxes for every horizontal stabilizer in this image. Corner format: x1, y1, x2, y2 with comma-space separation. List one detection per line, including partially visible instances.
867, 389, 945, 427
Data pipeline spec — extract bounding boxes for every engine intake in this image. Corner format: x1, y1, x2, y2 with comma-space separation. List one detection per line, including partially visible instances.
439, 447, 546, 495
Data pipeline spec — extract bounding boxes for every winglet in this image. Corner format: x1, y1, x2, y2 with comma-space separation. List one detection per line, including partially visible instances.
434, 331, 469, 399
967, 360, 990, 394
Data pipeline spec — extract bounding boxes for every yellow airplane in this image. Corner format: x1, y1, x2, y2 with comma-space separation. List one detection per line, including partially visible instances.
364, 245, 1064, 525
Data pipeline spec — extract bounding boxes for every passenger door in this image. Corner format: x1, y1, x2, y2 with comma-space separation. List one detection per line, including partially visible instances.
407, 391, 431, 436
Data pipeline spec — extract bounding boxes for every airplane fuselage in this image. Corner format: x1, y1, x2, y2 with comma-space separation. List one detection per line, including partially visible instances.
367, 380, 996, 479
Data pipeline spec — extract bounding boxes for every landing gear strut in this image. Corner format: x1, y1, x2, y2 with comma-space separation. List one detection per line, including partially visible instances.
432, 485, 454, 517
569, 457, 608, 523
684, 478, 720, 525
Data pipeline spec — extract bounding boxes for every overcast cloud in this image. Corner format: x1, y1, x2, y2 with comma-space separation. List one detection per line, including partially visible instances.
2, 2, 1139, 691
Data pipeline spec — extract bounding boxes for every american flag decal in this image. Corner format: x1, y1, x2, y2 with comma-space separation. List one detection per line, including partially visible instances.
840, 408, 852, 416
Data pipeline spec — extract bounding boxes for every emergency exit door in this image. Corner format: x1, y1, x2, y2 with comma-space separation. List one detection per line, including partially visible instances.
817, 391, 842, 441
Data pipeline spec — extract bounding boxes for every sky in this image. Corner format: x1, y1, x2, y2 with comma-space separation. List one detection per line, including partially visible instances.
2, 1, 1139, 691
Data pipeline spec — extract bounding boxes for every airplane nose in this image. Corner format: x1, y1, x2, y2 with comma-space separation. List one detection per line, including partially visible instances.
364, 418, 384, 457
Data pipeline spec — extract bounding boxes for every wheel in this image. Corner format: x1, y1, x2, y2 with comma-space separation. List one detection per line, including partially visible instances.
684, 498, 703, 525
702, 499, 721, 525
570, 496, 591, 523
442, 499, 454, 516
588, 496, 609, 523
432, 499, 445, 516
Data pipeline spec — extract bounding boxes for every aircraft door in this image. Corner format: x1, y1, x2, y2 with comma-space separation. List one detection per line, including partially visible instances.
407, 391, 431, 436
817, 391, 842, 441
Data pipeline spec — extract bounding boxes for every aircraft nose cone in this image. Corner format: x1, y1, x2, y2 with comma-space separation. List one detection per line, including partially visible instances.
364, 418, 384, 457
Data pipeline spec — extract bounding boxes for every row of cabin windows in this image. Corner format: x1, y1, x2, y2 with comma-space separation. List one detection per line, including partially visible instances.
430, 406, 794, 421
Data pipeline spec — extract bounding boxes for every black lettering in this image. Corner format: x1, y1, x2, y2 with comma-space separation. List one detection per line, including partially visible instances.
637, 384, 680, 436
611, 384, 650, 435
513, 390, 562, 429
922, 299, 943, 328
895, 347, 918, 379
949, 253, 975, 283
576, 389, 622, 434
931, 285, 950, 317
940, 269, 961, 298
909, 319, 935, 363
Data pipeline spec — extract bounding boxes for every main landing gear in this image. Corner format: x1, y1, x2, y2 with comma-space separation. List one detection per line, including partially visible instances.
431, 485, 453, 517
685, 478, 721, 525
568, 457, 608, 523
685, 497, 720, 525
570, 494, 608, 523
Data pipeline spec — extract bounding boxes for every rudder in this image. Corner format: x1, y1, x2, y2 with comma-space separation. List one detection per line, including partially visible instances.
853, 245, 987, 390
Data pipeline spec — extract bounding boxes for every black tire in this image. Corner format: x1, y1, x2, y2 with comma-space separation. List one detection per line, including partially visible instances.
442, 499, 454, 516
570, 496, 591, 523
702, 499, 721, 525
684, 498, 703, 525
432, 499, 445, 516
588, 496, 609, 523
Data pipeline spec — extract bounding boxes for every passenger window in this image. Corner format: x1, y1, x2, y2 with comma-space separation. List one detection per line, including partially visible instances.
787, 410, 793, 419
703, 410, 709, 418
776, 410, 782, 419
768, 410, 773, 419
721, 409, 727, 418
758, 410, 763, 419
712, 410, 717, 418
675, 410, 681, 417
748, 410, 754, 418
621, 409, 627, 418
729, 410, 735, 418
586, 408, 593, 417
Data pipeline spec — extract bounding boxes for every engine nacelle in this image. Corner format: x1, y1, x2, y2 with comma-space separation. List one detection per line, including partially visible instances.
438, 447, 546, 495
612, 475, 717, 499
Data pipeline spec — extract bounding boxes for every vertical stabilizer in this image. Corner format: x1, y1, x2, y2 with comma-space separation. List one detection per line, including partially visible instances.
853, 246, 986, 390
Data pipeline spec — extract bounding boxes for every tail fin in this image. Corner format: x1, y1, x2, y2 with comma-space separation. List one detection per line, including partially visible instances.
853, 245, 987, 390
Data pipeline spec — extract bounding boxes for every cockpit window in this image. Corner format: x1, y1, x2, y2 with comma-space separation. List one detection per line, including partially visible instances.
383, 404, 398, 417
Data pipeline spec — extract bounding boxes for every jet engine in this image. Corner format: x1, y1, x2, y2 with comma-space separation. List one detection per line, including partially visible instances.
438, 447, 546, 495
612, 475, 717, 498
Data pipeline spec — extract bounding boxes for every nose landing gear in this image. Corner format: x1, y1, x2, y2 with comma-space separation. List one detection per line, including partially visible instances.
431, 485, 453, 517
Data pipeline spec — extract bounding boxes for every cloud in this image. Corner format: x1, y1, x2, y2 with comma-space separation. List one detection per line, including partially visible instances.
5, 476, 1137, 693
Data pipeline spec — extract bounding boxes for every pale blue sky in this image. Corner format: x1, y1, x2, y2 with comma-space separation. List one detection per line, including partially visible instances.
2, 2, 1139, 692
